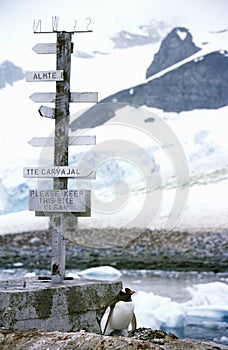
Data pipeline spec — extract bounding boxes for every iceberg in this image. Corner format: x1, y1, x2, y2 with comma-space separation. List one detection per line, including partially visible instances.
79, 266, 122, 280
133, 281, 228, 333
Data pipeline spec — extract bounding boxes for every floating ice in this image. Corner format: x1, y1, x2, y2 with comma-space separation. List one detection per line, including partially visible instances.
133, 282, 228, 331
24, 271, 36, 278
78, 266, 122, 280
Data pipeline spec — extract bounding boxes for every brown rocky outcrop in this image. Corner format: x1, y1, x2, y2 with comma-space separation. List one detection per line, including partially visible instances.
1, 328, 228, 350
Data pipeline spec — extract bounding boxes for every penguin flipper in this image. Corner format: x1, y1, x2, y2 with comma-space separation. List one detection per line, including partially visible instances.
102, 304, 115, 335
131, 312, 137, 331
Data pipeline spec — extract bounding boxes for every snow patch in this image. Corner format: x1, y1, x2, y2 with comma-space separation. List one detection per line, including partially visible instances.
176, 29, 187, 41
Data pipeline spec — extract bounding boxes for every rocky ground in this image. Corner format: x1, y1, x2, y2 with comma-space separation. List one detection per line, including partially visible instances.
1, 328, 228, 349
0, 227, 227, 271
1, 229, 227, 349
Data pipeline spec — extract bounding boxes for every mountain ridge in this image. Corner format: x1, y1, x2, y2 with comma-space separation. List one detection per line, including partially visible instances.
71, 27, 228, 129
146, 26, 201, 78
102, 50, 228, 112
0, 60, 25, 89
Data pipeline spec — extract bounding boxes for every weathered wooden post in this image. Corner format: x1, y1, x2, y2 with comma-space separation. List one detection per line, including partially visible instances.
51, 31, 72, 283
24, 20, 98, 283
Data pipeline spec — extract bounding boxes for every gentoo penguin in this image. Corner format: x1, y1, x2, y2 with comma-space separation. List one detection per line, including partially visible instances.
101, 287, 137, 336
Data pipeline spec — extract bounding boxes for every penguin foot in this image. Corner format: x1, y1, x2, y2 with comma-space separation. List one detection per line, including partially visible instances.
109, 329, 128, 337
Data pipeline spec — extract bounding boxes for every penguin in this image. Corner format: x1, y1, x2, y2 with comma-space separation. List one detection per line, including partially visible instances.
101, 287, 137, 336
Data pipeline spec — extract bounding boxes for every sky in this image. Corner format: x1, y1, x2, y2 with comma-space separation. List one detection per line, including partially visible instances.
0, 0, 227, 67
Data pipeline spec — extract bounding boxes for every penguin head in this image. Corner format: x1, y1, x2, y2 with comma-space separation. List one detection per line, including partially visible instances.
118, 287, 135, 302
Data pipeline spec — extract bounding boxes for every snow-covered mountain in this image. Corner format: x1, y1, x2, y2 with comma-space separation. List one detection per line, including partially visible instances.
0, 23, 228, 233
0, 61, 25, 89
72, 27, 228, 128
146, 26, 201, 78
110, 20, 168, 49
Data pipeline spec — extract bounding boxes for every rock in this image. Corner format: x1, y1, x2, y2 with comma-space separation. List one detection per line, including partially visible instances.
146, 27, 201, 78
0, 328, 227, 349
0, 229, 227, 271
29, 237, 42, 246
100, 50, 228, 113
69, 28, 228, 119
128, 327, 178, 343
0, 277, 121, 333
70, 49, 228, 120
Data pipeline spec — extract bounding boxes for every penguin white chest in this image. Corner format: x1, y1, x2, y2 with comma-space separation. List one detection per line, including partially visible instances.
109, 301, 134, 330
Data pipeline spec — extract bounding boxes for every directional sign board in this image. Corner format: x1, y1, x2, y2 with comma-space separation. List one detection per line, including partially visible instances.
23, 166, 96, 179
29, 92, 98, 103
32, 43, 57, 54
38, 105, 55, 119
32, 43, 73, 54
26, 70, 64, 82
29, 189, 90, 213
28, 135, 96, 147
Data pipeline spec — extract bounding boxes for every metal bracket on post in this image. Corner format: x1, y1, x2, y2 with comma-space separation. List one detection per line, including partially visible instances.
33, 17, 93, 34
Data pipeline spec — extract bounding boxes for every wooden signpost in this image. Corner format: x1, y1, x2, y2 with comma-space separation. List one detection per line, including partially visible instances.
27, 135, 96, 147
32, 43, 59, 54
29, 92, 98, 103
32, 42, 74, 55
23, 166, 96, 179
25, 26, 97, 283
26, 70, 64, 82
38, 105, 55, 119
29, 189, 87, 212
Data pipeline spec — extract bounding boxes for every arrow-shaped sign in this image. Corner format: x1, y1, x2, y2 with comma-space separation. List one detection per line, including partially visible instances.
30, 93, 56, 103
32, 43, 74, 54
26, 70, 64, 82
32, 43, 56, 54
38, 105, 55, 119
29, 92, 98, 103
28, 135, 96, 147
23, 166, 96, 179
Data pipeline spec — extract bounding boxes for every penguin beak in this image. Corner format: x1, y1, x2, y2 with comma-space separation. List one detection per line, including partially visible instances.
130, 290, 135, 295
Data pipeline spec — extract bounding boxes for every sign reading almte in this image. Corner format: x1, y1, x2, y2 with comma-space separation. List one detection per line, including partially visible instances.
29, 189, 88, 212
23, 166, 96, 179
26, 70, 64, 82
